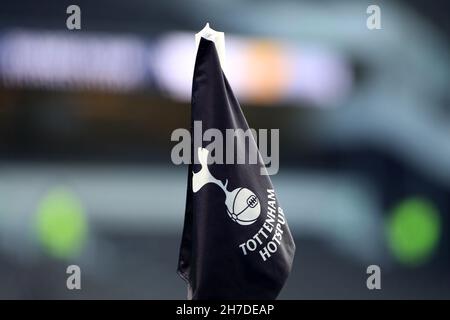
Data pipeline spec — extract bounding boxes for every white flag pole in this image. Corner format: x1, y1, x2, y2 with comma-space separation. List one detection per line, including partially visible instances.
195, 23, 226, 73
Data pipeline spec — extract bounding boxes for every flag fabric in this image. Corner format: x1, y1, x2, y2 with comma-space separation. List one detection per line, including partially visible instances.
177, 37, 296, 300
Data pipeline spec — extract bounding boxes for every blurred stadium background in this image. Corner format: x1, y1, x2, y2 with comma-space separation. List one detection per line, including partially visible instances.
0, 0, 449, 299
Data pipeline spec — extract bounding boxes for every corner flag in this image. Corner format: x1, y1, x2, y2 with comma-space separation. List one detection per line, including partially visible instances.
177, 37, 295, 300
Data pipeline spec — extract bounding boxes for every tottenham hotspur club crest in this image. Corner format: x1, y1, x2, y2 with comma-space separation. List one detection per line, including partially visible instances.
192, 148, 261, 225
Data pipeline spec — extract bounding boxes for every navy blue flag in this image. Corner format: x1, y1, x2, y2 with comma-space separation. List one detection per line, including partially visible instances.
177, 37, 296, 300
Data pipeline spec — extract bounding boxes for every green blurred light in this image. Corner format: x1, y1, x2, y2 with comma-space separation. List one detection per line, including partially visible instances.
35, 187, 87, 259
387, 197, 440, 266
